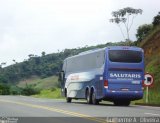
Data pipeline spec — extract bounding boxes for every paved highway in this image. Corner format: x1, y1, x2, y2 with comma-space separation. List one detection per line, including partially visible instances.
0, 96, 160, 123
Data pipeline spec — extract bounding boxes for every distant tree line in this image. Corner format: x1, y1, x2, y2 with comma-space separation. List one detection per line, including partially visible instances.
0, 41, 132, 85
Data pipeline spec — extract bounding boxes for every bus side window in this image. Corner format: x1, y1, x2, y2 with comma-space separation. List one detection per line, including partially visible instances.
96, 51, 105, 68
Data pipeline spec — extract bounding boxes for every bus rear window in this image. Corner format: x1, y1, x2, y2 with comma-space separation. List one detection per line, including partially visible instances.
109, 50, 142, 63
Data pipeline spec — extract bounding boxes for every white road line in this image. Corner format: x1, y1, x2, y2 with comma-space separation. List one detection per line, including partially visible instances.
144, 113, 160, 116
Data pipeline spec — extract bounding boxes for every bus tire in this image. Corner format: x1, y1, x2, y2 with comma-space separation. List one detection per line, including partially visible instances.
86, 90, 92, 104
123, 101, 130, 106
92, 91, 99, 105
113, 101, 120, 106
66, 97, 72, 103
65, 89, 72, 103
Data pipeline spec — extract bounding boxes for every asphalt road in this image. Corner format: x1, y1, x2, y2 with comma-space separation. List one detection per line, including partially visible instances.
0, 96, 160, 123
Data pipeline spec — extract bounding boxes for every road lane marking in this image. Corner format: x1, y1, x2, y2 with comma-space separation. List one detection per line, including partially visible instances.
144, 113, 160, 116
0, 99, 108, 123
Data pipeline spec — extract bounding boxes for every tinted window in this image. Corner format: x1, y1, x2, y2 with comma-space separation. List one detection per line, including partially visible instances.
109, 50, 142, 63
66, 50, 105, 73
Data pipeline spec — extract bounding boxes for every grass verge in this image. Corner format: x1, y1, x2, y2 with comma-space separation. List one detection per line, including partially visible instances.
33, 88, 63, 99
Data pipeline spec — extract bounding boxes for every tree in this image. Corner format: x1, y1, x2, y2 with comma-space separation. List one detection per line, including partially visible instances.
152, 12, 160, 27
28, 54, 34, 59
12, 59, 18, 64
22, 84, 40, 96
1, 62, 7, 67
0, 83, 10, 95
136, 24, 153, 42
41, 51, 46, 57
110, 7, 143, 41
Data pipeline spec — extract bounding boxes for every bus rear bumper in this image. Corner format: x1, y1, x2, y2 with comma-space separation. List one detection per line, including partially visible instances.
103, 90, 143, 101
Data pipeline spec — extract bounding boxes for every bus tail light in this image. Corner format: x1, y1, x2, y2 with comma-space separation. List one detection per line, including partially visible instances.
104, 80, 108, 88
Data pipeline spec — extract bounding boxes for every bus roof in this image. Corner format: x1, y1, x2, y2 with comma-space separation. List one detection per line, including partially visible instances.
65, 47, 105, 61
107, 46, 142, 51
64, 46, 143, 61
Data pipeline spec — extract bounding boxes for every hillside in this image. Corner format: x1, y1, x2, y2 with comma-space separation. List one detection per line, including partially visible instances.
17, 75, 59, 90
139, 26, 160, 104
17, 75, 61, 99
141, 26, 160, 87
0, 41, 131, 85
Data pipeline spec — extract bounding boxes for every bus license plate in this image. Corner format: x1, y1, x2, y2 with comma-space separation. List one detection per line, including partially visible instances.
121, 88, 129, 91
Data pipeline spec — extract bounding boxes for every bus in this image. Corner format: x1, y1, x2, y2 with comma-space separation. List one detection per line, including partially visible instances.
59, 46, 144, 106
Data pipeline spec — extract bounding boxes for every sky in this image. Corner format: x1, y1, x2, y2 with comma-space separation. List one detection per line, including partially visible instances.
0, 0, 159, 66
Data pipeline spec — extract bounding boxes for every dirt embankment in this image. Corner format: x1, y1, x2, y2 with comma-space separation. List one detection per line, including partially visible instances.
141, 30, 160, 60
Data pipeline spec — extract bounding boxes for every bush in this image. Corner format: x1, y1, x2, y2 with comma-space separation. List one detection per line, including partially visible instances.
10, 86, 22, 95
152, 12, 160, 27
136, 24, 153, 42
22, 84, 40, 96
0, 83, 10, 95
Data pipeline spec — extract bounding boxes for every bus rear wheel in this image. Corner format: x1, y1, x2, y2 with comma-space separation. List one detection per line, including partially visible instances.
86, 90, 92, 104
66, 97, 72, 103
92, 91, 99, 105
65, 89, 72, 103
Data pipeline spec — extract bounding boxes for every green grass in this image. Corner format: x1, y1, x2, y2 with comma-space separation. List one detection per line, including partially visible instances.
33, 88, 63, 99
17, 76, 62, 98
141, 57, 160, 104
134, 55, 160, 105
17, 75, 63, 99
134, 88, 160, 105
17, 75, 59, 90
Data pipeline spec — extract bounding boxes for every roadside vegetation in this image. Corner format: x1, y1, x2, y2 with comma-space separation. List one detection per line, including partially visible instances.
33, 88, 62, 99
0, 75, 61, 98
134, 12, 160, 105
0, 83, 39, 96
